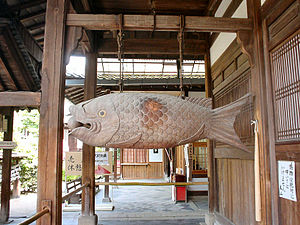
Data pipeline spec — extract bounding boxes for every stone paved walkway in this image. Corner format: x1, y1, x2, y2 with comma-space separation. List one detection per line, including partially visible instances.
5, 179, 208, 225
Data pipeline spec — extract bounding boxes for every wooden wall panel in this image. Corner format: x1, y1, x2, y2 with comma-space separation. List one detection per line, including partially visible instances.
216, 159, 257, 225
277, 161, 300, 225
212, 39, 254, 149
212, 37, 256, 224
121, 149, 163, 179
148, 163, 163, 179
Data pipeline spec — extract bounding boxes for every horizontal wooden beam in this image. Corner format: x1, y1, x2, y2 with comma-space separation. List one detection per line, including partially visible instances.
96, 182, 209, 186
0, 92, 41, 107
98, 38, 206, 55
67, 14, 253, 32
66, 78, 205, 87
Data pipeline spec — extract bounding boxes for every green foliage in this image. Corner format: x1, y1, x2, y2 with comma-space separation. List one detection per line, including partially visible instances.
13, 110, 40, 192
62, 169, 81, 182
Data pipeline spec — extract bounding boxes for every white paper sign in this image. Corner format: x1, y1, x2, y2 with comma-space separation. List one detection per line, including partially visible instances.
0, 141, 17, 149
149, 149, 163, 162
278, 161, 297, 201
95, 152, 109, 165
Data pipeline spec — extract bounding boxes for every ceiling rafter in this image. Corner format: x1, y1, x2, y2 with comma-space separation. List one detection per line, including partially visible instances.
7, 0, 46, 12
205, 0, 223, 16
19, 9, 46, 23
0, 54, 18, 91
209, 0, 244, 46
26, 22, 45, 31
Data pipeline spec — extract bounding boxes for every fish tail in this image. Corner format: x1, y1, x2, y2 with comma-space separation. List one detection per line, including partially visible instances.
207, 94, 251, 152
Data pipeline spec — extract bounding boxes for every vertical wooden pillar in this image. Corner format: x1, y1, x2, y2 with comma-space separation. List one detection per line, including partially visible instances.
0, 107, 13, 223
120, 149, 123, 178
205, 44, 215, 214
246, 0, 276, 224
12, 178, 20, 198
37, 1, 68, 224
102, 147, 111, 202
81, 52, 97, 217
114, 149, 117, 182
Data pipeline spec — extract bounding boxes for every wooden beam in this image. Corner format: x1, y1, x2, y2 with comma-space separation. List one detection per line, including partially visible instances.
0, 92, 41, 107
98, 38, 206, 55
81, 52, 97, 219
66, 78, 205, 87
209, 0, 243, 46
67, 14, 253, 32
205, 0, 223, 16
0, 56, 18, 91
0, 108, 13, 223
37, 0, 68, 224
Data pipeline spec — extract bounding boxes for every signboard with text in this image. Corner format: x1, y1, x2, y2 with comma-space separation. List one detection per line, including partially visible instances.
95, 151, 113, 175
65, 152, 82, 176
278, 161, 297, 202
0, 141, 17, 149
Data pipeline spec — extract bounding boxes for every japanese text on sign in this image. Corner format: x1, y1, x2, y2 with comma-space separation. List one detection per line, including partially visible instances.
278, 161, 297, 202
95, 152, 109, 165
65, 152, 82, 176
95, 151, 113, 175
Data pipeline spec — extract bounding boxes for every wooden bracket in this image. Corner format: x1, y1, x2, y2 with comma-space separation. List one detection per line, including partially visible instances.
65, 26, 83, 64
236, 30, 255, 67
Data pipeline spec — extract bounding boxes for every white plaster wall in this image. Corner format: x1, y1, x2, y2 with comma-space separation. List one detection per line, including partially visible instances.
215, 0, 232, 17
188, 91, 205, 98
210, 0, 248, 66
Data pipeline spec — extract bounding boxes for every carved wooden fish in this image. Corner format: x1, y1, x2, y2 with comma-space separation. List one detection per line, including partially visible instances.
68, 93, 250, 151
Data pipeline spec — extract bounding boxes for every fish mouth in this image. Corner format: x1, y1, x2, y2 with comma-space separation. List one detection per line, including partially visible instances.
68, 117, 101, 135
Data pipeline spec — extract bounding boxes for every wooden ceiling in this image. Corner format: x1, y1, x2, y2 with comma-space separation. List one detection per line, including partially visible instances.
0, 0, 226, 104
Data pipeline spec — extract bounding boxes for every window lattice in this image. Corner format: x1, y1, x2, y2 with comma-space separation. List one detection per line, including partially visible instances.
270, 32, 300, 141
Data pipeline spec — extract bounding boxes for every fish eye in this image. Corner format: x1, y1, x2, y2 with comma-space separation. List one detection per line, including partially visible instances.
98, 110, 106, 118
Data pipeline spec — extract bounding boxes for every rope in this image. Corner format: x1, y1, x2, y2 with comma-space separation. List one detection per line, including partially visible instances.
177, 15, 185, 98
117, 14, 124, 93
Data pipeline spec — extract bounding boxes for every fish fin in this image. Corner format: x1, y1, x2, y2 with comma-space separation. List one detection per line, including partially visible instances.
178, 124, 205, 145
185, 97, 212, 109
208, 94, 252, 152
106, 133, 142, 148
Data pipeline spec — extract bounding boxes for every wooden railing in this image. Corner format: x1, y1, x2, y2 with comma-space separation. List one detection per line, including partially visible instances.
18, 182, 90, 225
18, 207, 50, 225
62, 182, 89, 202
95, 181, 208, 186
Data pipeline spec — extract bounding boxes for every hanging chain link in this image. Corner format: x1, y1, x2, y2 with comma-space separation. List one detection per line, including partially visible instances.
117, 14, 124, 93
177, 15, 185, 98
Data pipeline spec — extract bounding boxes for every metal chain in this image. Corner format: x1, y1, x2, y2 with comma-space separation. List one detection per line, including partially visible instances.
178, 15, 185, 98
117, 14, 124, 93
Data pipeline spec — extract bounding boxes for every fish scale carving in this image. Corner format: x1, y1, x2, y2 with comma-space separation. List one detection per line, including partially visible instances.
68, 92, 251, 151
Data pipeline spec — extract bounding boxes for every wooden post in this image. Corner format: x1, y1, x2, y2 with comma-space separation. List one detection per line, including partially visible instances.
103, 147, 111, 202
245, 0, 276, 224
81, 52, 97, 217
120, 149, 123, 179
37, 1, 68, 224
205, 43, 215, 214
12, 178, 21, 199
0, 107, 13, 223
114, 149, 117, 182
